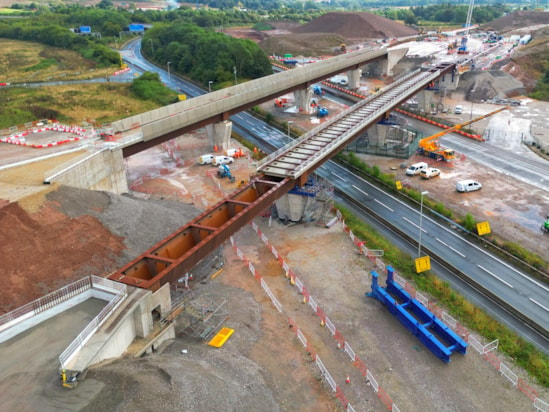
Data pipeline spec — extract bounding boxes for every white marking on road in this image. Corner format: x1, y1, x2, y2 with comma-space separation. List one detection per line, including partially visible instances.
352, 184, 368, 196
529, 298, 549, 312
331, 172, 347, 182
403, 217, 427, 233
505, 266, 549, 293
478, 265, 514, 289
435, 238, 466, 257
374, 198, 393, 212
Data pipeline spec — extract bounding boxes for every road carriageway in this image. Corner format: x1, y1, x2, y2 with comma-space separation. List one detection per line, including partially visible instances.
108, 63, 455, 291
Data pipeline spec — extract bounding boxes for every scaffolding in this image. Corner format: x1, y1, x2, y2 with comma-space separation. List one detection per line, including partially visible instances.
289, 175, 335, 226
170, 286, 228, 341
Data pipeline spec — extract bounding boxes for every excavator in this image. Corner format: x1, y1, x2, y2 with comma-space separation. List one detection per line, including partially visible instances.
417, 106, 509, 161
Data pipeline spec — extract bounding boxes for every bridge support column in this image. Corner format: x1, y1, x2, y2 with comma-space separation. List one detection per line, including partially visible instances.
275, 193, 316, 222
294, 88, 313, 113
346, 69, 362, 90
387, 48, 408, 76
438, 70, 460, 91
206, 120, 233, 151
369, 123, 391, 147
417, 90, 436, 113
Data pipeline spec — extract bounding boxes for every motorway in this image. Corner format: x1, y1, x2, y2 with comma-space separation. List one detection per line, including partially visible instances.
120, 39, 549, 354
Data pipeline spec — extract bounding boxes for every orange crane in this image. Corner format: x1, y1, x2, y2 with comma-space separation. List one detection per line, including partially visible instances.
417, 106, 509, 161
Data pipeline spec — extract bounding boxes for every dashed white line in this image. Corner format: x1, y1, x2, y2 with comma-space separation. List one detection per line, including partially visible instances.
478, 265, 514, 289
352, 184, 368, 197
402, 217, 426, 233
331, 172, 347, 182
529, 298, 549, 312
435, 237, 466, 257
374, 198, 394, 212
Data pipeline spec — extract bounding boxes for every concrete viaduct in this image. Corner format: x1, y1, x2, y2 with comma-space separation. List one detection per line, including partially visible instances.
112, 47, 408, 157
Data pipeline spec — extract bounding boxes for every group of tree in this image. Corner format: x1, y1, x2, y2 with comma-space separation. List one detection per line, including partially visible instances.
143, 22, 271, 84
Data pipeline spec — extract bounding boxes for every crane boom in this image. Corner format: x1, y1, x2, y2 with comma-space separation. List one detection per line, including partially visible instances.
417, 106, 509, 161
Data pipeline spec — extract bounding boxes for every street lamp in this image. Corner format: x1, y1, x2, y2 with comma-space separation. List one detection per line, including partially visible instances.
167, 61, 171, 82
418, 191, 429, 257
287, 121, 293, 137
149, 39, 154, 55
233, 66, 237, 85
208, 81, 213, 92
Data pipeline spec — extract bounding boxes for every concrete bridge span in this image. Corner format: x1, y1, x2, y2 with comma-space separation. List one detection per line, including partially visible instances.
113, 47, 408, 157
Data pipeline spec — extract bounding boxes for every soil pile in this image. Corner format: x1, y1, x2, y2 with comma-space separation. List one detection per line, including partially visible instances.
484, 11, 549, 33
291, 12, 417, 40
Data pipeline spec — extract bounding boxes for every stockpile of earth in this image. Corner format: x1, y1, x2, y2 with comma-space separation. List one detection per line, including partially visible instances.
484, 11, 549, 33
291, 12, 417, 40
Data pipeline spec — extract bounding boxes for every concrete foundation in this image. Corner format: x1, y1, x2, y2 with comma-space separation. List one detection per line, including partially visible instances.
45, 147, 128, 194
206, 120, 233, 151
294, 88, 313, 114
417, 90, 436, 112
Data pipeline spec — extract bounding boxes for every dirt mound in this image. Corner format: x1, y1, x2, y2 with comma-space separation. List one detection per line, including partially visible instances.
291, 12, 417, 40
261, 32, 348, 56
484, 11, 549, 33
0, 185, 200, 314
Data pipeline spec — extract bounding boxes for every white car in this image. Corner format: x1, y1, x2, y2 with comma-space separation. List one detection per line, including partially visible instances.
456, 179, 482, 192
420, 167, 440, 179
212, 155, 234, 166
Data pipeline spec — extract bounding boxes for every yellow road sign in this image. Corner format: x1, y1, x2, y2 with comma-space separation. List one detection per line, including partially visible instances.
415, 255, 431, 273
476, 221, 491, 236
396, 181, 402, 190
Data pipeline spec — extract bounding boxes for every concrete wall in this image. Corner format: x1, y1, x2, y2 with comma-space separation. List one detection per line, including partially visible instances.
48, 148, 128, 194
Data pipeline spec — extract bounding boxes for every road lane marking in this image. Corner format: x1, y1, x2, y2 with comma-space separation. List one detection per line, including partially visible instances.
435, 238, 466, 257
529, 298, 549, 312
374, 198, 393, 212
403, 217, 427, 233
478, 265, 514, 289
351, 184, 367, 196
330, 172, 347, 182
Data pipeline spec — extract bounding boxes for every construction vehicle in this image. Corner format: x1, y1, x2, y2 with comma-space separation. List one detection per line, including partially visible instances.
317, 107, 329, 118
217, 164, 235, 182
61, 369, 78, 389
312, 85, 324, 96
417, 106, 509, 161
542, 215, 549, 234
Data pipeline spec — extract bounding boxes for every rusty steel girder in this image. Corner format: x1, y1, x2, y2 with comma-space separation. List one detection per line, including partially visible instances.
108, 176, 295, 290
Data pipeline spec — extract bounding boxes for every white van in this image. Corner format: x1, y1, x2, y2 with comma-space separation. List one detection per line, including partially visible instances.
198, 154, 215, 165
454, 105, 463, 114
405, 162, 429, 176
212, 155, 234, 166
456, 179, 482, 192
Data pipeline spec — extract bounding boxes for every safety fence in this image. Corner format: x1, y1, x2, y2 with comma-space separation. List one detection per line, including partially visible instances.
113, 67, 130, 76
0, 124, 95, 148
229, 235, 358, 411
58, 276, 127, 369
0, 276, 93, 333
336, 209, 548, 412
247, 221, 401, 411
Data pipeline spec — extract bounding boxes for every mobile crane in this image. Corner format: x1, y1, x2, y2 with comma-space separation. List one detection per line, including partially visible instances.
417, 106, 509, 161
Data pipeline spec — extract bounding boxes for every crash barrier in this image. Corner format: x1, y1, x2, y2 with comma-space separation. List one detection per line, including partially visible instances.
113, 67, 130, 76
336, 209, 548, 411
247, 221, 400, 411
229, 235, 357, 412
368, 268, 468, 363
58, 276, 127, 369
0, 124, 93, 148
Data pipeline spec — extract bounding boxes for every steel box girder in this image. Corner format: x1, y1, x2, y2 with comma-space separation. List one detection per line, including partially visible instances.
108, 177, 295, 290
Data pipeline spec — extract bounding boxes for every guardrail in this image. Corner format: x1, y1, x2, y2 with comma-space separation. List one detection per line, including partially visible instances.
59, 277, 127, 369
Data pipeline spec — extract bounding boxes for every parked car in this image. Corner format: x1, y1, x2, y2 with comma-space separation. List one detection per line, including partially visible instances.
212, 155, 234, 166
198, 154, 215, 165
420, 167, 441, 179
405, 162, 429, 176
454, 105, 463, 114
456, 179, 482, 192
